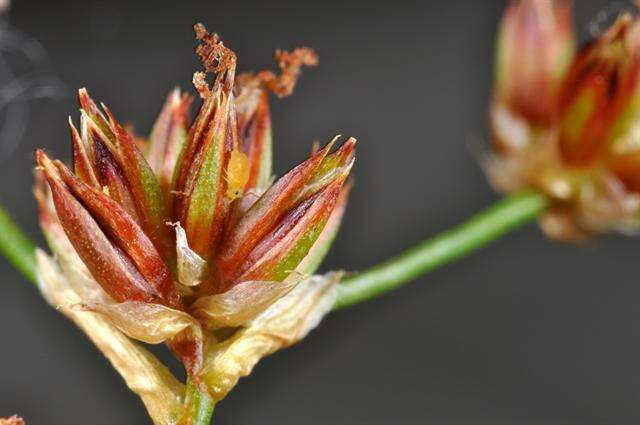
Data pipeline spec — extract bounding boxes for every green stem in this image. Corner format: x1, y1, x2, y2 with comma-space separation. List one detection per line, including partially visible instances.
0, 204, 37, 284
333, 190, 547, 310
183, 376, 215, 425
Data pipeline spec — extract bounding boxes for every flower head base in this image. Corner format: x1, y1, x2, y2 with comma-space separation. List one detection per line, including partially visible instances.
34, 23, 355, 422
486, 2, 640, 242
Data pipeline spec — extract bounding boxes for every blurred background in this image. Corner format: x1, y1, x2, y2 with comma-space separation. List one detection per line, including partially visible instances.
1, 0, 639, 423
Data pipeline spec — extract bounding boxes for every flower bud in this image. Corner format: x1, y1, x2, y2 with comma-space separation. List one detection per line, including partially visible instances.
558, 15, 640, 165
494, 0, 574, 126
215, 138, 355, 291
147, 89, 193, 199
78, 89, 174, 264
235, 82, 273, 192
36, 150, 182, 308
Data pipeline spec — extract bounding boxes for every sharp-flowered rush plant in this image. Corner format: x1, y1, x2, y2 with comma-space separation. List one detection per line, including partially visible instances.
31, 24, 354, 424
4, 1, 640, 423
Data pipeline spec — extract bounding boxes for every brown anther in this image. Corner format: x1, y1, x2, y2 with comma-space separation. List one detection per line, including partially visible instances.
192, 23, 237, 96
192, 71, 210, 99
255, 47, 319, 98
193, 23, 236, 74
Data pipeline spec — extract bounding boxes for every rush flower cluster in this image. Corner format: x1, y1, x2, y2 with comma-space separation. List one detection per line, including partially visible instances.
485, 0, 640, 241
34, 24, 355, 423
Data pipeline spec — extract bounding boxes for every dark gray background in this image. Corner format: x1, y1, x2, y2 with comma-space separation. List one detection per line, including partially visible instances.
1, 0, 639, 423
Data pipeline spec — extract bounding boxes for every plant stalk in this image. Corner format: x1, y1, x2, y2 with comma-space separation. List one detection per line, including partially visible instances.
182, 376, 215, 425
334, 190, 547, 309
0, 204, 37, 284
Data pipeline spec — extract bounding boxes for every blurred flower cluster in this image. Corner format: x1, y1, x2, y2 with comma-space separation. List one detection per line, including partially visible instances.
0, 416, 24, 425
34, 24, 355, 423
485, 0, 640, 241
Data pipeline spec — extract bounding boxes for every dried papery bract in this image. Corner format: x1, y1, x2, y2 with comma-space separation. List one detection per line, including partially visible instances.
36, 251, 185, 425
201, 272, 342, 401
32, 21, 356, 422
486, 2, 640, 241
